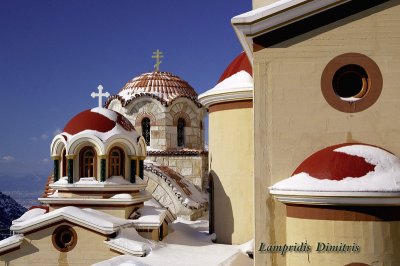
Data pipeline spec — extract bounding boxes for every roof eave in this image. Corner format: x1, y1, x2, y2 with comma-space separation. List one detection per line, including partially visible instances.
231, 0, 351, 60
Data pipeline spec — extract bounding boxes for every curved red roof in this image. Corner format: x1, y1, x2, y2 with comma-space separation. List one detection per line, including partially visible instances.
63, 109, 135, 135
218, 52, 252, 83
118, 71, 198, 101
292, 143, 376, 181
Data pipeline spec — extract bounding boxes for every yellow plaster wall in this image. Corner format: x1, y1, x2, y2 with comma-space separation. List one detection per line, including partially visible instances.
253, 2, 400, 265
209, 107, 254, 244
0, 223, 118, 266
286, 217, 400, 266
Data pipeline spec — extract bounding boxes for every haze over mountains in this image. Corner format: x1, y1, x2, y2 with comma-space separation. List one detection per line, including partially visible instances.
0, 173, 47, 208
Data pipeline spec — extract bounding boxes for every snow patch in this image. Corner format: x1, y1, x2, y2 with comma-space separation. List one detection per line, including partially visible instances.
111, 193, 133, 199
54, 176, 68, 185
12, 208, 46, 225
106, 227, 153, 255
104, 176, 131, 185
91, 107, 118, 121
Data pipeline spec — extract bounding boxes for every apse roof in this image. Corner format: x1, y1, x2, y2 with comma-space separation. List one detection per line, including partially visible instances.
61, 107, 138, 142
198, 52, 253, 107
269, 143, 400, 205
106, 71, 201, 107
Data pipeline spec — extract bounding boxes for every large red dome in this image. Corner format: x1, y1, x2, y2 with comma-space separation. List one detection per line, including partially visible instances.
292, 143, 376, 181
63, 108, 135, 135
218, 52, 252, 83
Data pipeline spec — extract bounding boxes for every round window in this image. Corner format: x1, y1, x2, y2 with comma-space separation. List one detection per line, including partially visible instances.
321, 53, 382, 113
52, 225, 77, 252
332, 64, 368, 99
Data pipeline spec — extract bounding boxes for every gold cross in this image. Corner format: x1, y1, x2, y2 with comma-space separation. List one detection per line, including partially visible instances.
152, 49, 164, 71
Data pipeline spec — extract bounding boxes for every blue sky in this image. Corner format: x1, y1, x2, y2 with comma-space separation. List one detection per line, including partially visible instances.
0, 1, 250, 176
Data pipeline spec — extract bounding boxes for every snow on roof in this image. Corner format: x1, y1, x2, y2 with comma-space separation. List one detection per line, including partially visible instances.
131, 206, 167, 228
105, 227, 153, 256
12, 208, 47, 225
144, 161, 208, 210
198, 53, 253, 108
61, 108, 139, 142
271, 144, 400, 193
0, 235, 24, 254
94, 216, 253, 266
10, 206, 133, 235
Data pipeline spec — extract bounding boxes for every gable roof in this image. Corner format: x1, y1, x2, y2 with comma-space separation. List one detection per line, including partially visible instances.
232, 0, 388, 60
10, 206, 133, 235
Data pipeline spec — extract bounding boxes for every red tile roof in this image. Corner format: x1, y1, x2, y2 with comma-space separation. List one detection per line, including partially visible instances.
106, 72, 202, 108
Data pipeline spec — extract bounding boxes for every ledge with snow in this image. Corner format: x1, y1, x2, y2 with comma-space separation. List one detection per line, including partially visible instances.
269, 143, 400, 205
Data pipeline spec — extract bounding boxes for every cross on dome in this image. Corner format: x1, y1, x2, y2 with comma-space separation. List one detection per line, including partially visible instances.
152, 49, 164, 71
91, 85, 110, 108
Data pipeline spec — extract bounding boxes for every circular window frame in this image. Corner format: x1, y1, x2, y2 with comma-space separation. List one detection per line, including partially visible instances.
321, 53, 382, 113
52, 225, 77, 252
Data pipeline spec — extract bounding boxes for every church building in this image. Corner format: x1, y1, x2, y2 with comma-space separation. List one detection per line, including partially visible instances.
0, 51, 208, 265
231, 0, 400, 265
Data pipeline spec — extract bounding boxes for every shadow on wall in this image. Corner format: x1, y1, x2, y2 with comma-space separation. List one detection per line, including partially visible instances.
209, 170, 234, 244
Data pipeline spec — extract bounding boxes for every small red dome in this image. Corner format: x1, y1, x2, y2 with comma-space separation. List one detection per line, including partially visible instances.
63, 108, 135, 135
293, 143, 376, 181
218, 52, 252, 83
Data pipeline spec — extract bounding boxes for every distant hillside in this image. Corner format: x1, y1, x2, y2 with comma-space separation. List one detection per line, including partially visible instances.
0, 191, 26, 240
0, 174, 48, 208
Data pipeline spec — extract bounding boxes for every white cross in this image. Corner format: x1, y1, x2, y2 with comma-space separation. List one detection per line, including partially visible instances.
91, 85, 110, 108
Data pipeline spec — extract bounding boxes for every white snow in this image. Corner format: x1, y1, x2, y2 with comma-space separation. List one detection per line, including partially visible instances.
232, 0, 304, 22
270, 144, 400, 192
106, 227, 153, 255
0, 235, 24, 250
111, 193, 133, 199
104, 176, 131, 185
212, 70, 253, 92
91, 107, 118, 121
75, 177, 99, 184
12, 208, 46, 225
10, 206, 134, 234
131, 206, 166, 226
62, 121, 139, 143
53, 176, 68, 185
94, 215, 253, 266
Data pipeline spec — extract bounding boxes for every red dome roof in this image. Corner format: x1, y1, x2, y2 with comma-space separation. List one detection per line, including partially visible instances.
118, 71, 198, 102
63, 108, 135, 135
218, 52, 252, 83
292, 143, 376, 181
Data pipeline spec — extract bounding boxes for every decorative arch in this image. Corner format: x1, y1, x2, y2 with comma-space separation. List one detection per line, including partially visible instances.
134, 112, 157, 127
172, 112, 191, 127
107, 99, 124, 114
104, 136, 138, 156
67, 134, 104, 156
127, 98, 164, 117
50, 135, 67, 157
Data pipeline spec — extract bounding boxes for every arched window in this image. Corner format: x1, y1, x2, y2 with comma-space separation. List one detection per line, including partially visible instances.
177, 118, 185, 147
109, 147, 124, 177
80, 147, 96, 178
141, 117, 151, 146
